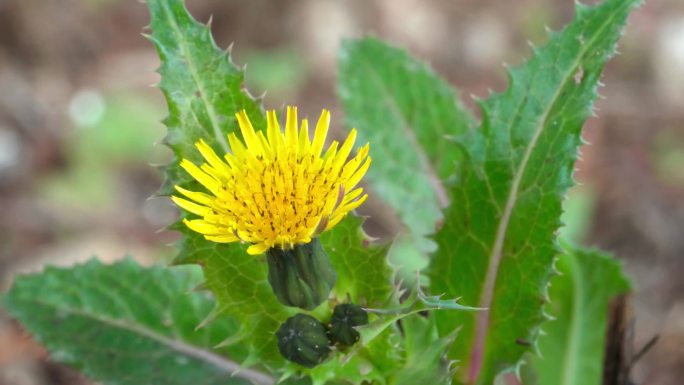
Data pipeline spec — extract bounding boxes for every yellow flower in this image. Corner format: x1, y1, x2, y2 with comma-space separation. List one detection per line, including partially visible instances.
172, 106, 371, 255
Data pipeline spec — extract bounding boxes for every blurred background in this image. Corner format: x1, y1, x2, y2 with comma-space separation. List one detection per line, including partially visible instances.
0, 0, 682, 384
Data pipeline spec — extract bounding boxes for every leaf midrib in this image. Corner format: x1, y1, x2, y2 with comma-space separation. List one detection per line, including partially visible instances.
27, 297, 274, 385
160, 0, 230, 153
469, 3, 628, 382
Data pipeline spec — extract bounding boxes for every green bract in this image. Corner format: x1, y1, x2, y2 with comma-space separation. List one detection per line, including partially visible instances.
267, 239, 337, 310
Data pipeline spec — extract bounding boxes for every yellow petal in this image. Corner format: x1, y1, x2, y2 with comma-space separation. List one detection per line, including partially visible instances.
342, 187, 364, 204
285, 106, 298, 148
224, 153, 245, 175
195, 139, 230, 177
183, 218, 221, 235
228, 133, 247, 159
345, 156, 371, 190
340, 144, 369, 181
247, 242, 270, 255
298, 119, 310, 153
201, 163, 225, 182
338, 193, 368, 213
236, 229, 258, 243
235, 110, 262, 154
205, 234, 239, 243
257, 131, 273, 158
174, 185, 214, 206
267, 110, 284, 156
325, 213, 347, 231
311, 109, 330, 157
322, 141, 339, 162
179, 159, 220, 194
172, 196, 211, 216
320, 184, 343, 216
332, 128, 357, 172
327, 194, 368, 230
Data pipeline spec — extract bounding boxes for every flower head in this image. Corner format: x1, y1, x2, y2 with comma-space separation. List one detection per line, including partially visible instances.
172, 107, 370, 255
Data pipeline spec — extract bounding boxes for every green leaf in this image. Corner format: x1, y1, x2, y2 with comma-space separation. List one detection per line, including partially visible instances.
524, 244, 630, 385
427, 0, 640, 383
338, 37, 476, 279
391, 315, 454, 385
417, 289, 482, 312
1, 259, 273, 385
146, 0, 265, 196
183, 232, 295, 365
320, 215, 393, 307
146, 0, 287, 366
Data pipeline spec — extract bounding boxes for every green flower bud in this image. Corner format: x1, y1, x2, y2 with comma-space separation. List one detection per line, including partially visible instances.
329, 303, 369, 346
266, 238, 336, 310
276, 314, 331, 368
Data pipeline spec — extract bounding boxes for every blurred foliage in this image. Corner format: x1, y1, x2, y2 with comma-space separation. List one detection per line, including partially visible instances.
653, 127, 684, 187
339, 37, 475, 284
559, 187, 597, 244
524, 244, 630, 385
243, 49, 308, 101
39, 92, 164, 208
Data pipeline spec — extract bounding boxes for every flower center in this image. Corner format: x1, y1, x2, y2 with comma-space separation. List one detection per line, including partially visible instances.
215, 152, 342, 249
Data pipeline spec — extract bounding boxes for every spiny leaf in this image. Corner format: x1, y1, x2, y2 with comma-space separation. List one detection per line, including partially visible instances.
427, 0, 640, 384
320, 215, 393, 307
524, 244, 631, 385
355, 286, 476, 351
183, 232, 294, 365
343, 299, 463, 385
418, 288, 482, 312
146, 0, 288, 366
338, 37, 476, 281
146, 0, 264, 196
391, 315, 455, 385
1, 259, 272, 385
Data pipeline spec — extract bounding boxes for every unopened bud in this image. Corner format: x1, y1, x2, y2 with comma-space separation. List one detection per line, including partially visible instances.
329, 303, 368, 346
266, 238, 336, 310
276, 314, 331, 367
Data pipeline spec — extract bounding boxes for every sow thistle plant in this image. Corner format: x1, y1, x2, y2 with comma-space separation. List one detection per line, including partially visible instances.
1, 0, 641, 385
